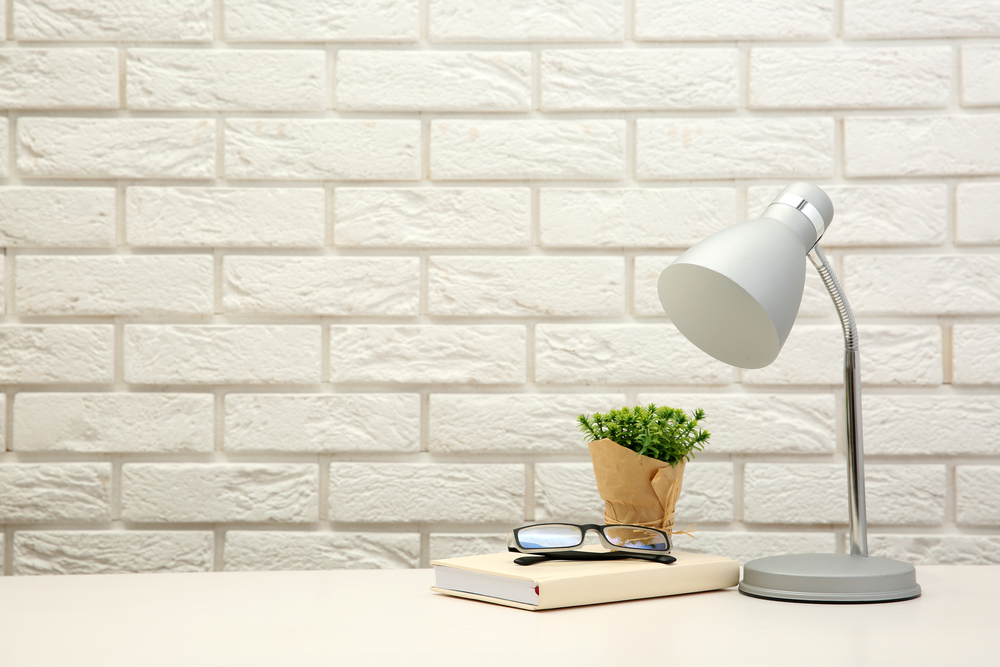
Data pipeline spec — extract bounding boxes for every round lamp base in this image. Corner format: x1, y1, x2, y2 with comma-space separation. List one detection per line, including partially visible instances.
739, 553, 921, 603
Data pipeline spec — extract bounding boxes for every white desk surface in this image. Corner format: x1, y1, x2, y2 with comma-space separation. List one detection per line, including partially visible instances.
0, 565, 997, 666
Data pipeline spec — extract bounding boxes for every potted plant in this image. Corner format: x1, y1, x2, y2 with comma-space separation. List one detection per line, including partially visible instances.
578, 404, 710, 534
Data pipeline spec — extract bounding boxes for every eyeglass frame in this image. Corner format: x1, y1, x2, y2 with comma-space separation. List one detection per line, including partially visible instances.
507, 522, 672, 555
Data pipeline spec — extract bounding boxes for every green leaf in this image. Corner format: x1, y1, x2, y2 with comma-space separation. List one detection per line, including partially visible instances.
576, 404, 711, 466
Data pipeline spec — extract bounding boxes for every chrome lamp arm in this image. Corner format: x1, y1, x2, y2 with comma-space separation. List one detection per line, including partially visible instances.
808, 244, 868, 557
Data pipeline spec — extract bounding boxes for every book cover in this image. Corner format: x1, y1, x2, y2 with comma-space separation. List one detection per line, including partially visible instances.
430, 547, 740, 610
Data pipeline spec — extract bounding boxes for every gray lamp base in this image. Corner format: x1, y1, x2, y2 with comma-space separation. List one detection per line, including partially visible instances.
739, 553, 921, 603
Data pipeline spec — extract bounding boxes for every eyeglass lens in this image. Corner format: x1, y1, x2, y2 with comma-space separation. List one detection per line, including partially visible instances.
517, 525, 583, 549
602, 526, 668, 551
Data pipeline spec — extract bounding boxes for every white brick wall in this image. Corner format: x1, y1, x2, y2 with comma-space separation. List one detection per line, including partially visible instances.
1, 0, 998, 575
126, 50, 326, 111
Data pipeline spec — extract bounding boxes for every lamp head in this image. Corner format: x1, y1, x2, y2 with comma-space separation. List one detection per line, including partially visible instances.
657, 183, 834, 369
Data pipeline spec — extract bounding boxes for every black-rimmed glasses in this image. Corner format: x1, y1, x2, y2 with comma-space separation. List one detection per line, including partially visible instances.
507, 523, 675, 566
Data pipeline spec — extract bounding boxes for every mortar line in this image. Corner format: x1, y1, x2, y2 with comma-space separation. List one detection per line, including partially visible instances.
420, 531, 430, 568
214, 528, 224, 571
942, 324, 954, 385
214, 0, 225, 43
111, 458, 123, 522
419, 391, 430, 453
214, 391, 225, 452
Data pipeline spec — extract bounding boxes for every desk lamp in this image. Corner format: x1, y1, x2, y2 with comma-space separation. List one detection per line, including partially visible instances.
658, 182, 920, 603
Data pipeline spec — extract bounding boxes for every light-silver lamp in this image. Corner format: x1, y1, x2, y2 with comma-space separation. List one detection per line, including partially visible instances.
658, 182, 920, 603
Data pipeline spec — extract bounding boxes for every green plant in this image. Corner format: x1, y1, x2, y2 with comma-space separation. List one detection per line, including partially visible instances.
577, 404, 710, 466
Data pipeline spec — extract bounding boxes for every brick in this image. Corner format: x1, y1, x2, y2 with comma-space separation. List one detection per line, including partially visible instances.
124, 325, 321, 385
225, 532, 420, 570
127, 187, 325, 248
845, 255, 1000, 316
429, 534, 509, 561
13, 0, 212, 41
18, 118, 215, 179
750, 48, 950, 109
334, 188, 530, 248
675, 463, 733, 524
637, 118, 834, 180
337, 51, 530, 112
16, 255, 214, 316
746, 462, 846, 525
225, 119, 419, 181
225, 394, 420, 453
747, 184, 947, 247
844, 0, 1000, 38
14, 531, 213, 575
745, 464, 945, 525
431, 120, 625, 180
534, 463, 602, 522
127, 49, 325, 111
634, 256, 831, 318
428, 256, 624, 317
329, 463, 523, 523
953, 325, 1000, 385
845, 116, 1000, 177
0, 49, 118, 109
0, 187, 115, 247
224, 257, 419, 316
638, 393, 835, 455
671, 531, 836, 564
742, 325, 942, 386
122, 464, 319, 523
14, 393, 213, 453
864, 395, 1000, 456
865, 466, 945, 525
429, 393, 626, 454
869, 535, 1000, 565
329, 325, 525, 384
635, 0, 833, 40
535, 325, 732, 385
0, 325, 113, 384
541, 49, 737, 111
963, 46, 1000, 106
956, 183, 1000, 245
859, 325, 945, 386
225, 0, 418, 41
429, 0, 623, 42
0, 464, 111, 523
957, 467, 1000, 525
540, 188, 736, 248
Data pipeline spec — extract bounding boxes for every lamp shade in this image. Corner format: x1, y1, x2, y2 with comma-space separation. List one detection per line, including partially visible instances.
657, 183, 834, 369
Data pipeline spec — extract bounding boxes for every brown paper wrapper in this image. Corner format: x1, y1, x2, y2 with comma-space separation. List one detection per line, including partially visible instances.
588, 438, 686, 533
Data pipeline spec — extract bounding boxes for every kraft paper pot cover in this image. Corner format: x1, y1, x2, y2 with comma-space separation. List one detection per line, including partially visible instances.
588, 438, 686, 532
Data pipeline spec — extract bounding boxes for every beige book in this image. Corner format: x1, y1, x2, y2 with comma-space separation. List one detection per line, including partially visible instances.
431, 547, 740, 611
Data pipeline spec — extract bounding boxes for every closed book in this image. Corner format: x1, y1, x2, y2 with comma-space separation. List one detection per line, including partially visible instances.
430, 547, 739, 610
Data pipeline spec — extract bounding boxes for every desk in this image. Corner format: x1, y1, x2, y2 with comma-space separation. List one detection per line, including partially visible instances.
0, 566, 997, 666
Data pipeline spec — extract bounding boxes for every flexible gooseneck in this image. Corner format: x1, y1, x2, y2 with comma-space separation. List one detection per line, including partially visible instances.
808, 244, 868, 557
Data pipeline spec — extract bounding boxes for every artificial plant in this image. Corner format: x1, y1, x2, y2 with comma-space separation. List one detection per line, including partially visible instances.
578, 404, 710, 467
